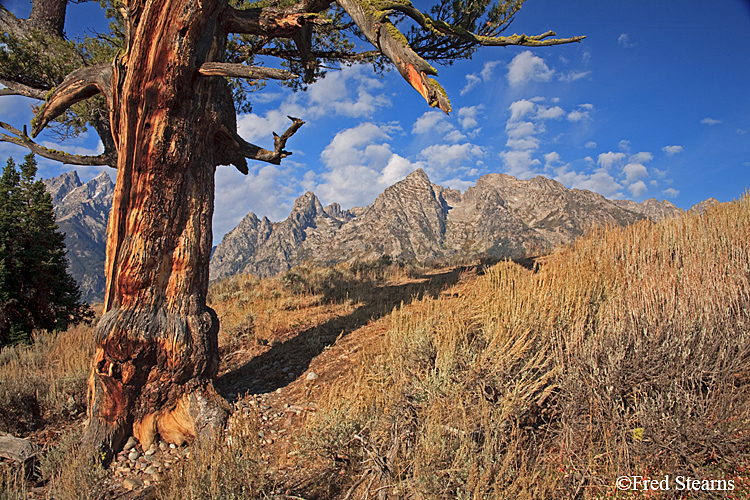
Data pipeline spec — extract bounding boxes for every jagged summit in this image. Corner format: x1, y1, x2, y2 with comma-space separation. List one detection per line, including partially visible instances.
209, 171, 658, 281
42, 168, 721, 291
43, 170, 114, 303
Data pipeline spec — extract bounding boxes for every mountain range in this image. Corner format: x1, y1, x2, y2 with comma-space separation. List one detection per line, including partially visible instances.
43, 171, 113, 304
209, 169, 705, 281
43, 168, 718, 300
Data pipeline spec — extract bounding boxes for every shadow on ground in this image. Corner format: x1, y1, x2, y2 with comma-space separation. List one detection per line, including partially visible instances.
216, 267, 468, 397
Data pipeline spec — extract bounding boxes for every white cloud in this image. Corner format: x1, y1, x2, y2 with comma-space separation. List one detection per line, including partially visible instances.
412, 111, 451, 134
306, 65, 390, 117
500, 150, 541, 179
480, 61, 502, 81
544, 151, 561, 168
507, 51, 554, 87
237, 65, 390, 143
505, 121, 540, 150
567, 109, 590, 122
662, 145, 684, 156
238, 110, 291, 143
738, 128, 747, 135
597, 151, 627, 169
629, 151, 653, 164
310, 123, 426, 208
460, 73, 482, 95
701, 117, 722, 125
623, 162, 648, 182
460, 60, 502, 95
662, 188, 680, 198
559, 70, 591, 82
444, 129, 467, 143
618, 33, 634, 47
214, 162, 301, 236
585, 141, 597, 149
418, 143, 484, 170
628, 180, 648, 197
457, 105, 483, 130
320, 122, 390, 169
509, 99, 536, 122
536, 105, 565, 120
618, 140, 631, 151
554, 166, 623, 198
379, 154, 417, 186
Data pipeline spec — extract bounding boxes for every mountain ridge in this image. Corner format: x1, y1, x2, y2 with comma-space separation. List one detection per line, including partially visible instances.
43, 171, 113, 304
209, 169, 693, 281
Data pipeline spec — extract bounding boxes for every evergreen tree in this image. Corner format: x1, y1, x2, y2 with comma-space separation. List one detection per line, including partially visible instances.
0, 153, 92, 346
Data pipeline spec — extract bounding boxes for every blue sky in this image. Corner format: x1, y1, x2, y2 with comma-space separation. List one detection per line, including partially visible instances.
1, 0, 749, 244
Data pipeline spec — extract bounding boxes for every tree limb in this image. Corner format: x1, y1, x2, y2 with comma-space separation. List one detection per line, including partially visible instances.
217, 116, 304, 169
0, 79, 47, 100
31, 63, 113, 138
221, 6, 329, 37
198, 62, 297, 81
0, 121, 116, 167
336, 0, 452, 113
390, 4, 585, 47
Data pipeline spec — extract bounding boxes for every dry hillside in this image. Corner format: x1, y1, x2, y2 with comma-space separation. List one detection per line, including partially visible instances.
1, 194, 749, 499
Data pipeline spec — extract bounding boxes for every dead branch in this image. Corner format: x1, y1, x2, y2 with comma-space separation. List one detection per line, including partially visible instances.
0, 121, 115, 167
0, 79, 48, 100
217, 116, 304, 169
389, 4, 585, 47
221, 6, 329, 37
198, 62, 297, 81
336, 0, 452, 113
31, 63, 113, 138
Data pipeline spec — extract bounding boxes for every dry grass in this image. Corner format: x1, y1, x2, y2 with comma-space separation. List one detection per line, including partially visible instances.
3, 196, 749, 499
305, 195, 750, 499
0, 309, 98, 499
0, 307, 97, 435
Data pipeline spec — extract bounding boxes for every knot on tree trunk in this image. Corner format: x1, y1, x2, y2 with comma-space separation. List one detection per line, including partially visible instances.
84, 306, 228, 457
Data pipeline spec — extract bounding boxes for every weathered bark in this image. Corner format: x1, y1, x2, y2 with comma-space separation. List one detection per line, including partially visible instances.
83, 0, 233, 455
27, 0, 67, 37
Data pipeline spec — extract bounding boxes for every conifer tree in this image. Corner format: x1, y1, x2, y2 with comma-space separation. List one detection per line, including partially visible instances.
0, 153, 92, 346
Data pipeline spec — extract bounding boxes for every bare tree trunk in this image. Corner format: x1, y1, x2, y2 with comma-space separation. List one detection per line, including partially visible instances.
84, 0, 231, 455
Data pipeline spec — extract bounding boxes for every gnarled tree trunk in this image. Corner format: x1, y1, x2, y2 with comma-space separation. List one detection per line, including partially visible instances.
84, 0, 232, 455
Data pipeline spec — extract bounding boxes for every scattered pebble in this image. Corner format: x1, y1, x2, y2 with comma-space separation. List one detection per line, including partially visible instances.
144, 465, 157, 475
159, 441, 169, 452
123, 436, 139, 452
145, 448, 156, 456
122, 478, 144, 491
128, 450, 140, 461
306, 371, 319, 381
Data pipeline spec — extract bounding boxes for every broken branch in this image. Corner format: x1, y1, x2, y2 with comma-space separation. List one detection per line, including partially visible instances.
221, 6, 328, 37
218, 116, 304, 168
390, 4, 585, 47
198, 62, 297, 81
336, 0, 451, 113
31, 63, 113, 138
0, 121, 115, 167
0, 79, 48, 100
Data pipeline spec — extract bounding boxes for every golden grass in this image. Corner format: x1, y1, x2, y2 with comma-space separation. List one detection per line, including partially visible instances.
307, 195, 750, 499
3, 196, 750, 499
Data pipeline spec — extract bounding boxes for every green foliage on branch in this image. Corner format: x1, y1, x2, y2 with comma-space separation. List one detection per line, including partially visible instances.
0, 153, 93, 347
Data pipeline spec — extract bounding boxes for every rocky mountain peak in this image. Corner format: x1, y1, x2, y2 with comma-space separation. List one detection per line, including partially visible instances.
42, 170, 114, 303
210, 170, 660, 281
689, 197, 720, 215
289, 191, 325, 222
43, 170, 82, 205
